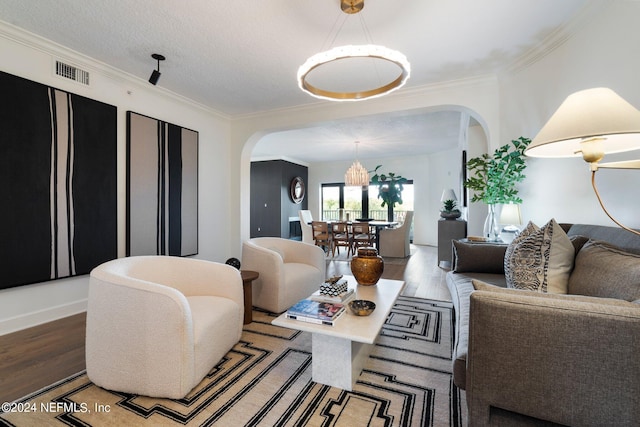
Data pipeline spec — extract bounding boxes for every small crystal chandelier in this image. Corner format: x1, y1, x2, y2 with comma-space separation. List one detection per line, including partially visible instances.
345, 141, 370, 186
298, 0, 410, 102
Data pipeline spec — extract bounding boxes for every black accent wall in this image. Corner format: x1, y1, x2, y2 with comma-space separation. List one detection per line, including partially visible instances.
250, 160, 308, 238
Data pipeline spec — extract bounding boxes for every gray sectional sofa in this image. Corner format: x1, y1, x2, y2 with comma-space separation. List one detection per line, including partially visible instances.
446, 223, 640, 426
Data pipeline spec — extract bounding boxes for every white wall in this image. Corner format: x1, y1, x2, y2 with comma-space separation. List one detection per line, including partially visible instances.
0, 23, 233, 334
308, 153, 445, 246
499, 1, 640, 229
233, 80, 500, 250
5, 1, 639, 335
305, 138, 483, 246
466, 123, 491, 236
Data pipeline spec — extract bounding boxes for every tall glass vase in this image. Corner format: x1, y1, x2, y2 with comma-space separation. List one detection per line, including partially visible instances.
483, 204, 500, 241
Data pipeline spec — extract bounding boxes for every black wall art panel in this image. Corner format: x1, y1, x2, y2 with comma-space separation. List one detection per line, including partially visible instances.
0, 71, 117, 290
126, 111, 198, 257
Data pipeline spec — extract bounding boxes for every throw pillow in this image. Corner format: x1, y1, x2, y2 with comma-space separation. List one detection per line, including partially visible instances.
452, 240, 508, 274
568, 240, 640, 302
503, 220, 539, 280
504, 218, 575, 294
569, 234, 590, 255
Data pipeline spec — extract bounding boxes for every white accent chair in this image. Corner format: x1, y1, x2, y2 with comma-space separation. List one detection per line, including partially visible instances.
299, 210, 314, 245
86, 256, 244, 399
241, 237, 325, 313
379, 211, 414, 258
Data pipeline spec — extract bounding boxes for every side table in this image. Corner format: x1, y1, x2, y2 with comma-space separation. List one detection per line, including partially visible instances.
240, 270, 259, 324
438, 219, 467, 268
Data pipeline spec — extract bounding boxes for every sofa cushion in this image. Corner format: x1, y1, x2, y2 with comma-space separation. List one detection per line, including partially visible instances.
567, 224, 640, 255
452, 240, 508, 274
473, 279, 639, 308
187, 296, 241, 381
504, 219, 574, 294
568, 240, 640, 302
569, 234, 590, 255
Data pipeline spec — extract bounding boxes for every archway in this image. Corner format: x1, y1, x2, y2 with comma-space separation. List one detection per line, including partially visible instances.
239, 104, 491, 245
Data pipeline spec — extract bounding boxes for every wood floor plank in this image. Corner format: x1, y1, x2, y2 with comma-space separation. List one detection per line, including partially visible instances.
0, 312, 86, 403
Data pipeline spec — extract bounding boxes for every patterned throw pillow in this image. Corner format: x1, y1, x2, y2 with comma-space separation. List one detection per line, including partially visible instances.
504, 219, 575, 293
503, 220, 539, 278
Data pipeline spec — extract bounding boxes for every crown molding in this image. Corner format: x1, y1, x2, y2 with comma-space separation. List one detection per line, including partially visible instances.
504, 0, 610, 75
232, 74, 499, 122
0, 19, 230, 120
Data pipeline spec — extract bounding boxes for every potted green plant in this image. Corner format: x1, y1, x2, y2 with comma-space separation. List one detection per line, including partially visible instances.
440, 199, 461, 220
463, 136, 530, 240
370, 165, 408, 221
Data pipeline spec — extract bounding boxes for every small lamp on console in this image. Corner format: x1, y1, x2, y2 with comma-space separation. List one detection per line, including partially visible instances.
525, 87, 640, 236
499, 203, 522, 243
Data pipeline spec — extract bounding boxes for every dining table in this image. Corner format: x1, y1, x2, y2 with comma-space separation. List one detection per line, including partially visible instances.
325, 220, 398, 253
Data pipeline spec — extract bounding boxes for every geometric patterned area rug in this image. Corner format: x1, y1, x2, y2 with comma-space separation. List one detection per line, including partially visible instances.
0, 297, 467, 427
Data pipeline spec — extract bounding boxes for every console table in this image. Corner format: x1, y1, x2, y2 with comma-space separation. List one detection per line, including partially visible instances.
438, 219, 467, 268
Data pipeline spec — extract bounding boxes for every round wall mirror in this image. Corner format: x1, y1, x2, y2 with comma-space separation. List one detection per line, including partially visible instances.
290, 176, 305, 204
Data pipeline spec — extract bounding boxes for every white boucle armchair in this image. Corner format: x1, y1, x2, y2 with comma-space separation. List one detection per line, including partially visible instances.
241, 237, 325, 313
85, 256, 244, 399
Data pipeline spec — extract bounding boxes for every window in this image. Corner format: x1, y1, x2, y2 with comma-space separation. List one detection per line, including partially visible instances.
321, 185, 340, 220
322, 181, 413, 221
344, 186, 363, 219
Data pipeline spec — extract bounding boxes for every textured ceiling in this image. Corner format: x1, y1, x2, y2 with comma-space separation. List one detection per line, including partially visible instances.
0, 0, 592, 161
253, 110, 468, 162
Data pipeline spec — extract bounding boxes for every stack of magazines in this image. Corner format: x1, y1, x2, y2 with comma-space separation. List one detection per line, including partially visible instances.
285, 299, 345, 326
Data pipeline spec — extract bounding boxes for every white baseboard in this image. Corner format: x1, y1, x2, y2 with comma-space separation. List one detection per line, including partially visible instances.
0, 299, 87, 336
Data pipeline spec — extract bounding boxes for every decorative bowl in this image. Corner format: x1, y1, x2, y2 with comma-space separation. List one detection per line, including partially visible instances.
348, 299, 376, 316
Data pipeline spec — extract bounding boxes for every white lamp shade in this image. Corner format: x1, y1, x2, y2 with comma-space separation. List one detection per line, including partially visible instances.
526, 88, 640, 158
500, 203, 522, 226
440, 189, 457, 202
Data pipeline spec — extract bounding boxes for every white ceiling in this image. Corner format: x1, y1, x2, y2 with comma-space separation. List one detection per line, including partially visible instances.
252, 109, 468, 163
0, 0, 591, 162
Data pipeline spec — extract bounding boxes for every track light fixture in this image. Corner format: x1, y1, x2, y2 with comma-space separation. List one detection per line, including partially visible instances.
148, 53, 165, 85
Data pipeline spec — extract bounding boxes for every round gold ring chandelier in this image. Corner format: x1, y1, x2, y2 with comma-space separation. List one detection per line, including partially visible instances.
297, 45, 411, 101
297, 0, 411, 102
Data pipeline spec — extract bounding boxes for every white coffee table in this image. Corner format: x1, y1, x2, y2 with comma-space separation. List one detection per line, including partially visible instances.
272, 275, 405, 391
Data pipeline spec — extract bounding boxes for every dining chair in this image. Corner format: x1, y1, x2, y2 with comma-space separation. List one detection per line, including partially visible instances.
352, 222, 375, 252
298, 210, 314, 244
379, 211, 414, 257
311, 221, 331, 253
331, 221, 352, 257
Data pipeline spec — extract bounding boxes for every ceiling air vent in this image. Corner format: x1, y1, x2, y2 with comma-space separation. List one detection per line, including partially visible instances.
55, 61, 90, 85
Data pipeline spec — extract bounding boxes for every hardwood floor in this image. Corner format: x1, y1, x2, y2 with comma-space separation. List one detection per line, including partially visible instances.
327, 244, 452, 301
0, 312, 86, 403
0, 244, 450, 404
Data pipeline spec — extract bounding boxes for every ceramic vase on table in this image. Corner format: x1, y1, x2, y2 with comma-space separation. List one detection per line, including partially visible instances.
350, 247, 384, 285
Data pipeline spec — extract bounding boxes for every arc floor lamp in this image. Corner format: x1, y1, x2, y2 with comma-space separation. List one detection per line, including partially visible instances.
525, 87, 640, 236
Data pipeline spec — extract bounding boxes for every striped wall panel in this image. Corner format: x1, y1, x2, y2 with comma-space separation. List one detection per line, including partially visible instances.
126, 111, 198, 257
0, 71, 117, 290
